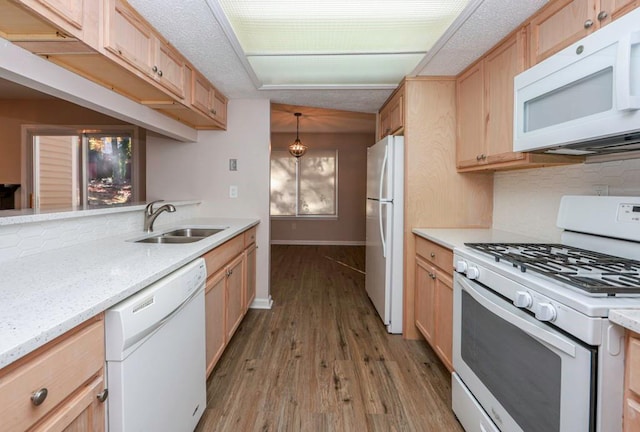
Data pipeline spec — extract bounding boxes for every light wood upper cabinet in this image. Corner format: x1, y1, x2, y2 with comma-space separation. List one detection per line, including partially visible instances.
529, 0, 639, 65
104, 0, 186, 99
0, 0, 100, 52
456, 61, 485, 169
378, 84, 405, 140
191, 71, 227, 126
484, 29, 527, 164
457, 28, 583, 172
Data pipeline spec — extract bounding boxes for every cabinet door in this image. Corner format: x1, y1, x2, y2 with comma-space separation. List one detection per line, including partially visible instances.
192, 72, 213, 115
225, 254, 245, 341
205, 269, 226, 377
105, 0, 154, 77
212, 90, 227, 125
32, 375, 105, 432
154, 41, 186, 98
434, 269, 454, 372
23, 0, 84, 31
244, 244, 257, 312
456, 61, 485, 169
415, 257, 435, 344
599, 0, 639, 25
484, 29, 528, 165
528, 0, 597, 65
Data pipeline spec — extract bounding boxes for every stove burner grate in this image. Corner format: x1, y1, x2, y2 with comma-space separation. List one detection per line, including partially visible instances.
464, 243, 640, 295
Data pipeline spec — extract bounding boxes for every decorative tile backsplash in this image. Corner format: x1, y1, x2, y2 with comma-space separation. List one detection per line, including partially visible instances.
493, 158, 640, 241
0, 202, 200, 263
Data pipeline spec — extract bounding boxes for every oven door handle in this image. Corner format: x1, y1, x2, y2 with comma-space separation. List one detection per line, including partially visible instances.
459, 277, 577, 357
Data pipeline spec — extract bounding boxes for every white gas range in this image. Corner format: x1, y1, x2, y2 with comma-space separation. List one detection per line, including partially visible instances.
452, 195, 640, 432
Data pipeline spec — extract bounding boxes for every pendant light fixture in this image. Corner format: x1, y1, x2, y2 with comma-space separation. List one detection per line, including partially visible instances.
288, 112, 307, 158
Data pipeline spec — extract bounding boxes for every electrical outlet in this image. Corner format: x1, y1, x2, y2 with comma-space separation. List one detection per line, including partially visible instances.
594, 185, 609, 196
229, 185, 238, 198
229, 159, 237, 171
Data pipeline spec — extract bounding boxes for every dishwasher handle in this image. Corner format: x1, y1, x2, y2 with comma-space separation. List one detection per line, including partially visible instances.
121, 283, 204, 356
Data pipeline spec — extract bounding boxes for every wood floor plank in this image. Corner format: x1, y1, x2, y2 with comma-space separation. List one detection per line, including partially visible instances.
195, 245, 463, 431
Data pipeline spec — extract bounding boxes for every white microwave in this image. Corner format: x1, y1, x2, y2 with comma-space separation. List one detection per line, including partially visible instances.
514, 7, 640, 155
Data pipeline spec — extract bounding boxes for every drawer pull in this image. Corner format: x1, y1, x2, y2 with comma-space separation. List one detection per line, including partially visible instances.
97, 388, 109, 403
584, 19, 594, 29
597, 10, 608, 21
31, 388, 48, 406
430, 252, 436, 258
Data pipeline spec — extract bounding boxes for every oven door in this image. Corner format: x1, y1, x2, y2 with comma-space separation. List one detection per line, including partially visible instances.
453, 274, 596, 432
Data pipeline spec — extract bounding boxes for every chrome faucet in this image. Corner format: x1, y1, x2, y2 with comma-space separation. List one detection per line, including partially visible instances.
144, 200, 176, 232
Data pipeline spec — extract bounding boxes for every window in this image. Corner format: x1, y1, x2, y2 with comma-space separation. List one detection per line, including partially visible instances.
24, 126, 139, 210
270, 149, 337, 217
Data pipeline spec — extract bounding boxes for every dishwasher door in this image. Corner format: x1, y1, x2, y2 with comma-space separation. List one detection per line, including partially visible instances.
105, 258, 207, 432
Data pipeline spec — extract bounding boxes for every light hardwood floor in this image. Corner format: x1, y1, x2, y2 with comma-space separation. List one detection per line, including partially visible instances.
195, 245, 463, 431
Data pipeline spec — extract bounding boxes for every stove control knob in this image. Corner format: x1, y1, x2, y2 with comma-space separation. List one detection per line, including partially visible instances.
466, 266, 480, 280
455, 260, 468, 273
536, 303, 557, 322
514, 291, 533, 308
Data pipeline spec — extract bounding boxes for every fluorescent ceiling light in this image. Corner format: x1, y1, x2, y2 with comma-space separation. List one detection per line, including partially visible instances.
215, 0, 470, 89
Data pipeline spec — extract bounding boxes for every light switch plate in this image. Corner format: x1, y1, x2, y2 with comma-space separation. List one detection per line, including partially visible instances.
229, 159, 238, 171
229, 185, 238, 198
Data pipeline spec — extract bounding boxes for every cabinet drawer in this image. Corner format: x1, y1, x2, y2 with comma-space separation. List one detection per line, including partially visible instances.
244, 226, 257, 247
203, 234, 244, 278
415, 237, 453, 274
0, 319, 104, 432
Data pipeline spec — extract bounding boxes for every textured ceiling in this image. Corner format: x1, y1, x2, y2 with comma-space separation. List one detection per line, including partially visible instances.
127, 0, 549, 116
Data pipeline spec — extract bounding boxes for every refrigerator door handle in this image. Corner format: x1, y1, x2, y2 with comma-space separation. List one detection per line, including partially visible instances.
379, 200, 386, 258
379, 145, 388, 200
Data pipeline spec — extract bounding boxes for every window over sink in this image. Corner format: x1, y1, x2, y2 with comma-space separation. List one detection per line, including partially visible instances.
270, 149, 337, 217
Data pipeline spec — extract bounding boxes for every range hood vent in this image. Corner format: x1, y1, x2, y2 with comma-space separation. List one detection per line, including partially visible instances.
539, 131, 640, 156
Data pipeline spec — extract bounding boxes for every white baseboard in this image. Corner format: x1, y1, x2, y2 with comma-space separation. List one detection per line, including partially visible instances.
249, 296, 273, 309
270, 240, 365, 246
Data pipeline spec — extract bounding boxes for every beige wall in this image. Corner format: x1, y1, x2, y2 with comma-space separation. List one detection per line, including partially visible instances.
0, 99, 129, 184
146, 99, 273, 308
270, 132, 373, 244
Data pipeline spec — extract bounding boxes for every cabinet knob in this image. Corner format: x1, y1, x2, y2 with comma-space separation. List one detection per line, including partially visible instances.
430, 273, 437, 280
97, 388, 109, 403
597, 10, 608, 21
476, 154, 482, 161
430, 252, 436, 258
481, 154, 486, 160
157, 70, 163, 77
152, 65, 158, 73
584, 19, 594, 29
31, 388, 48, 406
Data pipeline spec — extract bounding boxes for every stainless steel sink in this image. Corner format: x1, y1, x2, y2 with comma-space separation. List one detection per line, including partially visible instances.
132, 226, 228, 244
163, 228, 225, 237
135, 236, 203, 244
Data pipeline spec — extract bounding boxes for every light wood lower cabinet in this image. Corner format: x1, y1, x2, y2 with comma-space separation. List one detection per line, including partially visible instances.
0, 316, 106, 432
414, 236, 454, 372
202, 227, 258, 377
625, 330, 640, 431
225, 254, 245, 341
205, 269, 226, 377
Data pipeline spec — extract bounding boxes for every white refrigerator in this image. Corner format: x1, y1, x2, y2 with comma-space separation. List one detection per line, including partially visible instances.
365, 135, 403, 334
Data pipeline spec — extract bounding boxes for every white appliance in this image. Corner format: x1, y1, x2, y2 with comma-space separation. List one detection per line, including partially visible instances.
514, 7, 640, 155
452, 196, 640, 432
105, 258, 207, 432
365, 135, 404, 334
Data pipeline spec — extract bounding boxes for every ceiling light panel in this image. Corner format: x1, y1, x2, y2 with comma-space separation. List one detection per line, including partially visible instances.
216, 0, 470, 87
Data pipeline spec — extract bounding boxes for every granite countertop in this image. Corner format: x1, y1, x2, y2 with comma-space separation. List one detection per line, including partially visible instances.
609, 310, 640, 333
412, 228, 546, 250
0, 217, 258, 369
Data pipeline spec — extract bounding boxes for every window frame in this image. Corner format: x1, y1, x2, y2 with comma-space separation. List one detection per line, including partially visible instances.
270, 148, 339, 219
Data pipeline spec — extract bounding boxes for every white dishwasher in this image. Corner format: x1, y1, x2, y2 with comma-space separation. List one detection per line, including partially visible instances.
105, 258, 207, 432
